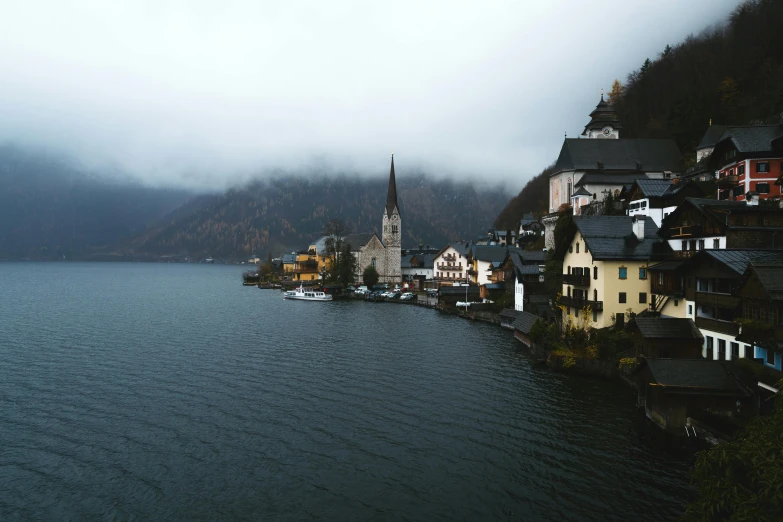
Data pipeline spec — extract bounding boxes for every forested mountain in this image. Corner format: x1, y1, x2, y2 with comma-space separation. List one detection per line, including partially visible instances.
494, 0, 783, 228
117, 175, 509, 260
0, 144, 508, 260
0, 145, 190, 260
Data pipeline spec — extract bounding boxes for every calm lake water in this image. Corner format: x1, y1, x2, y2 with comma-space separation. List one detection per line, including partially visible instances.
0, 263, 692, 521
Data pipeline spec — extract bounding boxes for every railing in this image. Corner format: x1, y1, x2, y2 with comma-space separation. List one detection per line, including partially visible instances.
559, 296, 603, 311
695, 316, 739, 336
563, 273, 590, 286
651, 282, 684, 297
717, 174, 740, 187
695, 291, 739, 310
669, 225, 702, 238
442, 254, 457, 262
438, 264, 462, 271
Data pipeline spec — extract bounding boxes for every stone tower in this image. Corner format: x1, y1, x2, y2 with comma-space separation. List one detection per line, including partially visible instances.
381, 154, 402, 283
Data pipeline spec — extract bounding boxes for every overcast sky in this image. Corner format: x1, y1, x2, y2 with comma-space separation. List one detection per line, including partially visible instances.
0, 0, 741, 191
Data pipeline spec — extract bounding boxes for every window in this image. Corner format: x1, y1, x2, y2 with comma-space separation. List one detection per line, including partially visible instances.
718, 339, 726, 360
681, 240, 687, 251
593, 289, 598, 301
756, 182, 770, 194
688, 304, 693, 315
674, 299, 679, 307
757, 162, 770, 173
639, 292, 647, 304
698, 239, 705, 250
568, 266, 572, 274
619, 267, 627, 280
706, 336, 714, 359
738, 164, 745, 175
391, 224, 399, 234
371, 257, 376, 268
569, 246, 573, 253
585, 245, 589, 254
592, 309, 597, 322
576, 242, 580, 253
731, 342, 739, 359
767, 348, 775, 365
567, 286, 571, 297
619, 292, 627, 304
658, 272, 663, 285
713, 239, 719, 249
593, 266, 598, 280
639, 267, 647, 280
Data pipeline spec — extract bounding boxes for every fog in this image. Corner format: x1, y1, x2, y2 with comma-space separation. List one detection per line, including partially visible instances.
0, 0, 741, 190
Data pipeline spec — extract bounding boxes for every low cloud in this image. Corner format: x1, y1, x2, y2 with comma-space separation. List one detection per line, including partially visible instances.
0, 0, 741, 191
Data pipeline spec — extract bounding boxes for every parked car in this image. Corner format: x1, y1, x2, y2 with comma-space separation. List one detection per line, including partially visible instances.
400, 292, 415, 301
427, 291, 438, 298
388, 292, 401, 299
354, 288, 367, 296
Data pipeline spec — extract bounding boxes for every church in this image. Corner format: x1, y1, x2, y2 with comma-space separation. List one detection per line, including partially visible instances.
342, 155, 402, 284
542, 96, 683, 249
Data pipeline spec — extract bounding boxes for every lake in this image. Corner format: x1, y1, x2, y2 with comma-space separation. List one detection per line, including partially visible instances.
0, 263, 692, 520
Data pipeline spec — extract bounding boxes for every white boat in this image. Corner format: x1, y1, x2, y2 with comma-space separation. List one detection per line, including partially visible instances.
283, 284, 333, 301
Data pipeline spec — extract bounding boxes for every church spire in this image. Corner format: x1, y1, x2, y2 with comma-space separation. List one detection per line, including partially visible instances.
385, 154, 399, 217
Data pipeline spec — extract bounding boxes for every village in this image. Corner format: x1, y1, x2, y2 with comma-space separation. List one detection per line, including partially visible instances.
246, 97, 783, 447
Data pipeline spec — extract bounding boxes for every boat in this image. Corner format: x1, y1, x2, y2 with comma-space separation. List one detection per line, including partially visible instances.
283, 284, 333, 301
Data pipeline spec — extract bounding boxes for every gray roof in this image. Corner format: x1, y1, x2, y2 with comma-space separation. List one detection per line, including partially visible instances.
648, 260, 684, 271
644, 359, 741, 392
282, 253, 296, 263
699, 250, 783, 275
411, 253, 435, 269
573, 215, 664, 260
343, 233, 381, 250
633, 179, 674, 198
750, 264, 783, 300
400, 254, 415, 268
697, 125, 728, 150
511, 311, 540, 335
516, 264, 541, 275
471, 245, 518, 262
575, 173, 651, 187
635, 318, 703, 340
518, 250, 549, 263
500, 308, 526, 319
714, 125, 783, 154
554, 139, 683, 173
572, 187, 592, 197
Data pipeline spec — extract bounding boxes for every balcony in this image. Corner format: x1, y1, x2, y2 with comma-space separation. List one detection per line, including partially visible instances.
695, 291, 740, 310
651, 283, 684, 297
695, 316, 739, 336
717, 174, 740, 187
438, 264, 463, 272
559, 296, 603, 311
466, 268, 477, 275
563, 273, 590, 286
442, 254, 457, 262
669, 225, 702, 238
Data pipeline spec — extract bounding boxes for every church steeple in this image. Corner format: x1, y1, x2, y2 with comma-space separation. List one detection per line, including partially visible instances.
582, 94, 622, 139
385, 154, 399, 218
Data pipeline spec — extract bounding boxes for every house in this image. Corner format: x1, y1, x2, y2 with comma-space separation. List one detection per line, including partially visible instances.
468, 245, 518, 286
632, 317, 704, 360
557, 214, 669, 329
624, 179, 705, 227
433, 244, 469, 282
648, 260, 687, 318
282, 253, 297, 279
666, 249, 783, 362
511, 311, 540, 349
518, 213, 543, 242
292, 250, 320, 281
499, 308, 526, 330
634, 358, 750, 435
734, 263, 783, 371
543, 96, 683, 248
501, 250, 546, 312
401, 252, 435, 289
708, 121, 783, 202
696, 123, 728, 163
659, 197, 783, 257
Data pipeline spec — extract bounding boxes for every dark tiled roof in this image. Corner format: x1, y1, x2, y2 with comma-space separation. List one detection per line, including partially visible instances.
282, 253, 296, 263
635, 318, 703, 340
572, 187, 592, 197
634, 179, 673, 198
575, 173, 650, 187
554, 139, 683, 173
400, 254, 415, 268
511, 311, 540, 335
471, 245, 518, 262
700, 250, 783, 275
500, 309, 526, 319
411, 253, 436, 269
751, 264, 783, 300
648, 260, 684, 271
527, 294, 551, 304
644, 359, 741, 392
385, 155, 399, 217
343, 233, 380, 250
484, 283, 505, 290
439, 285, 480, 296
574, 215, 664, 260
714, 125, 783, 153
697, 125, 728, 150
516, 264, 541, 275
518, 250, 549, 263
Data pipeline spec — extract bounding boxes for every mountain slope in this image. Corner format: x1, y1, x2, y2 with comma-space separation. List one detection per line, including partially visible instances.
116, 175, 510, 259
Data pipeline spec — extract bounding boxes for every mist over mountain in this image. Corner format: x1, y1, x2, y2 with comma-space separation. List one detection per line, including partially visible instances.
0, 145, 509, 261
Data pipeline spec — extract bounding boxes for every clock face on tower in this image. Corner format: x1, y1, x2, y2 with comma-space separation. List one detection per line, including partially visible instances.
602, 126, 612, 136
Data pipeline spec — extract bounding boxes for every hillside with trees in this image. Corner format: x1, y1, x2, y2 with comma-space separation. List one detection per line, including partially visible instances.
495, 0, 783, 228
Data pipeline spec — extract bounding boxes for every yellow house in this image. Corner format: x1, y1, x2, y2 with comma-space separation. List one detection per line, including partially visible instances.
559, 215, 665, 329
293, 249, 320, 281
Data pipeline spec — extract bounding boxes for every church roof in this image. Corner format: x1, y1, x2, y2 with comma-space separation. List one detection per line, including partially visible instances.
385, 155, 399, 217
583, 95, 623, 133
343, 233, 382, 250
553, 139, 683, 174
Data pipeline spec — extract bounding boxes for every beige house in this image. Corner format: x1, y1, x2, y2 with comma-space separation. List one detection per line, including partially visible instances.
558, 215, 668, 329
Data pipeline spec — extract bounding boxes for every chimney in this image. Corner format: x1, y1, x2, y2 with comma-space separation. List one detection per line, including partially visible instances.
632, 215, 645, 241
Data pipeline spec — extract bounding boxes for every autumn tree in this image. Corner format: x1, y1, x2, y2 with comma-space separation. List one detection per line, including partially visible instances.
607, 79, 624, 105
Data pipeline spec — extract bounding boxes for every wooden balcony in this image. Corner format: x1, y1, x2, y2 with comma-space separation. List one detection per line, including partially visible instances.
717, 174, 740, 187
651, 282, 684, 297
559, 296, 603, 311
563, 273, 590, 286
695, 316, 739, 336
438, 264, 463, 271
736, 321, 783, 345
669, 225, 702, 238
695, 291, 740, 310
